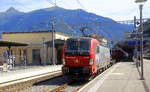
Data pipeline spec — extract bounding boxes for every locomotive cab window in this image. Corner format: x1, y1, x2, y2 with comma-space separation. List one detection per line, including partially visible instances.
65, 38, 91, 56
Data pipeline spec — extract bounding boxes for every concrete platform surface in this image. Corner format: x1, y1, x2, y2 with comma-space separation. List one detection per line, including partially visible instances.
80, 59, 150, 92
0, 65, 62, 84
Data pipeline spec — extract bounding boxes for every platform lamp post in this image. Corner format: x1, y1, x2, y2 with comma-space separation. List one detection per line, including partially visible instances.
135, 0, 147, 80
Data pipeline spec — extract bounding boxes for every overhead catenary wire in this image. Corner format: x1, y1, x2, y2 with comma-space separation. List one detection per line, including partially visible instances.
46, 0, 55, 6
45, 0, 77, 36
40, 18, 149, 43
44, 1, 109, 41
75, 0, 86, 10
66, 18, 150, 27
8, 0, 142, 45
11, 0, 32, 11
11, 0, 150, 40
61, 1, 73, 8
52, 18, 148, 43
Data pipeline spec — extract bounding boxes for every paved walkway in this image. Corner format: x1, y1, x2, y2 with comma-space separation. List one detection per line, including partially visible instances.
80, 59, 150, 92
0, 65, 62, 84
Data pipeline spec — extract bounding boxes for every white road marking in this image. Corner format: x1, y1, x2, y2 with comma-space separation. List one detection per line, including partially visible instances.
87, 63, 120, 92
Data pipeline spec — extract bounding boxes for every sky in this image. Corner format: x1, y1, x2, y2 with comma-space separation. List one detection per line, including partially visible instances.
0, 0, 150, 21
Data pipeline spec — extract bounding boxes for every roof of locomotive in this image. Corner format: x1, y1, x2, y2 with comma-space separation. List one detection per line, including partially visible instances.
67, 37, 109, 48
67, 37, 96, 41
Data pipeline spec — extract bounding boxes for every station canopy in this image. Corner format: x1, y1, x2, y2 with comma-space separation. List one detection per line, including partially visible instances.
0, 40, 28, 47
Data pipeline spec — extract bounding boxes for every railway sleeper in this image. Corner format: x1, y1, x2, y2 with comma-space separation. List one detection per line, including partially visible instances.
0, 81, 34, 92
50, 84, 68, 92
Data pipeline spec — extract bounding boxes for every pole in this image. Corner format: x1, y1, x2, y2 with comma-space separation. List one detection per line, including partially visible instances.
134, 16, 138, 66
134, 16, 136, 30
43, 37, 46, 66
52, 22, 55, 65
139, 4, 144, 80
8, 46, 11, 70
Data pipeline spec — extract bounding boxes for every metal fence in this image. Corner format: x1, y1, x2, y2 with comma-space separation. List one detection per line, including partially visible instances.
0, 55, 27, 72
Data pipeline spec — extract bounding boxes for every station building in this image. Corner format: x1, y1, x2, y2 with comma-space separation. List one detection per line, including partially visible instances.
0, 31, 70, 66
87, 34, 108, 44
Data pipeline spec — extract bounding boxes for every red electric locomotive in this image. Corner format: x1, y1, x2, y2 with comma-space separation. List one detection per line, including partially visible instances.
62, 37, 111, 80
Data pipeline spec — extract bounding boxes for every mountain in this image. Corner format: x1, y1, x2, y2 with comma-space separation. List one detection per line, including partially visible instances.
0, 7, 24, 17
0, 6, 133, 41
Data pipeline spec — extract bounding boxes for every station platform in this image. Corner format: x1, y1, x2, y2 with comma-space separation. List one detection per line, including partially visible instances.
0, 65, 62, 84
80, 59, 150, 92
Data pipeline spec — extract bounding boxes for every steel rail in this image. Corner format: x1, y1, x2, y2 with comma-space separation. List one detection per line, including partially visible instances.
0, 71, 62, 92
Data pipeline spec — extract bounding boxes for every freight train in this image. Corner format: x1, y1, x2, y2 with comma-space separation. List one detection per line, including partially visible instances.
62, 37, 112, 80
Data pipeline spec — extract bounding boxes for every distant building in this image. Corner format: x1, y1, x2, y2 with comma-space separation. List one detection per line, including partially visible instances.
123, 31, 149, 49
143, 30, 150, 54
87, 34, 108, 44
0, 31, 70, 65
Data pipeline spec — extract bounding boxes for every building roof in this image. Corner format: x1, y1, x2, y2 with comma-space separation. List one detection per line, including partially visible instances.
2, 30, 70, 37
45, 39, 65, 47
0, 40, 28, 47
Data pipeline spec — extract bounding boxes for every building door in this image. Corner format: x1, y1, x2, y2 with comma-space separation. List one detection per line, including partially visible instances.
32, 49, 41, 65
56, 46, 63, 64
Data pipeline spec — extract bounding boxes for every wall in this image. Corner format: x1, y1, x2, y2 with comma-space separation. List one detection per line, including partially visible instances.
2, 32, 69, 44
2, 32, 52, 44
1, 31, 70, 65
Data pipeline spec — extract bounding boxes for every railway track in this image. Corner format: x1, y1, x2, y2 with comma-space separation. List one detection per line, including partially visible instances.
0, 71, 62, 92
24, 77, 87, 92
21, 62, 115, 92
0, 62, 115, 92
48, 80, 86, 92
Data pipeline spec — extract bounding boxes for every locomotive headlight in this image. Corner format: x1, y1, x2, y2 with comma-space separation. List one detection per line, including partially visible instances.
89, 58, 94, 65
75, 60, 79, 63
